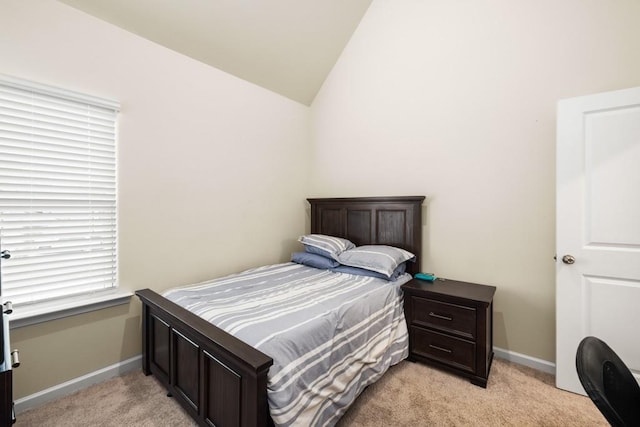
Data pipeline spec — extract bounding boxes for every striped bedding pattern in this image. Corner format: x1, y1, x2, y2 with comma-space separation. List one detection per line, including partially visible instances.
163, 262, 410, 427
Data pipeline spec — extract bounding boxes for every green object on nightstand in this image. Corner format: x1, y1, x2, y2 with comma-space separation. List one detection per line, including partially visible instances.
414, 272, 437, 281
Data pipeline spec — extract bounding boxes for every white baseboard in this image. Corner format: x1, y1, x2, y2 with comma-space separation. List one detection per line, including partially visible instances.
494, 346, 556, 375
14, 354, 142, 414
13, 347, 555, 415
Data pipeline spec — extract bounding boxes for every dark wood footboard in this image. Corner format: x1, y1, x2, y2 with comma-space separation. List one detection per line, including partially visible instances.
136, 289, 273, 427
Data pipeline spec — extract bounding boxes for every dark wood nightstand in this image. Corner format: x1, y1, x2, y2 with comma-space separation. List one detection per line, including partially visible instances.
402, 278, 496, 387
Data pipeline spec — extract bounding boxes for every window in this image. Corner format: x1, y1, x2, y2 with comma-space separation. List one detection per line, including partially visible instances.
0, 75, 120, 308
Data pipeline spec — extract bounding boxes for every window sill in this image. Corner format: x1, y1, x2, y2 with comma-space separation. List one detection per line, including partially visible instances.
8, 290, 133, 329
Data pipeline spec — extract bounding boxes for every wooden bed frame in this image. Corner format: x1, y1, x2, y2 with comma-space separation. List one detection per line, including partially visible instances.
135, 196, 425, 427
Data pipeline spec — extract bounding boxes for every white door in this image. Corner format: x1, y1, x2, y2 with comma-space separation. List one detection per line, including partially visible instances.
556, 86, 640, 394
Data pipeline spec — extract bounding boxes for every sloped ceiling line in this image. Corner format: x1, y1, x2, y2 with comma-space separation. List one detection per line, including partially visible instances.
57, 0, 373, 105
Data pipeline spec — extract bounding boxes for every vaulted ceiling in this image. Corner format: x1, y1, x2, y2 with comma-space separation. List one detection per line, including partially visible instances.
57, 0, 372, 105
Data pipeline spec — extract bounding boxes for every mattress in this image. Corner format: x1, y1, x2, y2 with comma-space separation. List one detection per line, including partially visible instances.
163, 262, 410, 427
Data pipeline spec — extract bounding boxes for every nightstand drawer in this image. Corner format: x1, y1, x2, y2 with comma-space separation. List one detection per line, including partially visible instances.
410, 296, 476, 340
410, 327, 476, 373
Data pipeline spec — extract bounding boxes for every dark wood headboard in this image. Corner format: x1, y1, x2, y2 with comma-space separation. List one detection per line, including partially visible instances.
307, 196, 425, 275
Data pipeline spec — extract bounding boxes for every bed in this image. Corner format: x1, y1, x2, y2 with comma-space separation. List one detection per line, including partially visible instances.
135, 196, 425, 427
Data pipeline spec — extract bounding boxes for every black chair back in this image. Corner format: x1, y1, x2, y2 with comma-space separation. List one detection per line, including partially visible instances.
576, 336, 640, 427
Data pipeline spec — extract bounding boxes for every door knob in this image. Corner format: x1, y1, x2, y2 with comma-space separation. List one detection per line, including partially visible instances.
0, 250, 10, 259
562, 254, 576, 264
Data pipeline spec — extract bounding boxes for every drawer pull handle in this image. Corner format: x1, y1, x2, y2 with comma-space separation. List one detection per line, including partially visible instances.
429, 312, 452, 321
429, 344, 452, 353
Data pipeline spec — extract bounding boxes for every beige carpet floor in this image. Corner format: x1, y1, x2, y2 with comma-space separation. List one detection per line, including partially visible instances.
17, 358, 607, 426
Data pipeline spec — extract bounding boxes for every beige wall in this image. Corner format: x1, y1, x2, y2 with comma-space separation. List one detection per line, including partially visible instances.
310, 0, 640, 361
1, 0, 310, 398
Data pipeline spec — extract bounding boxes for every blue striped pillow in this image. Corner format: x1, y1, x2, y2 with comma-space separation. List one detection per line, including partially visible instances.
331, 262, 407, 281
298, 234, 355, 260
291, 252, 340, 269
337, 245, 415, 278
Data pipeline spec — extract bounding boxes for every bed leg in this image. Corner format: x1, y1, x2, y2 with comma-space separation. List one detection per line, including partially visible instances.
141, 303, 151, 375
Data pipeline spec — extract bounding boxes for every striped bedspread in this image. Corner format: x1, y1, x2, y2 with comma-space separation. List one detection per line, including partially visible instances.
163, 262, 410, 427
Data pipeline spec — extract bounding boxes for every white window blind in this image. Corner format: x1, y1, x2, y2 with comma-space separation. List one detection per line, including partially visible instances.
0, 75, 120, 306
